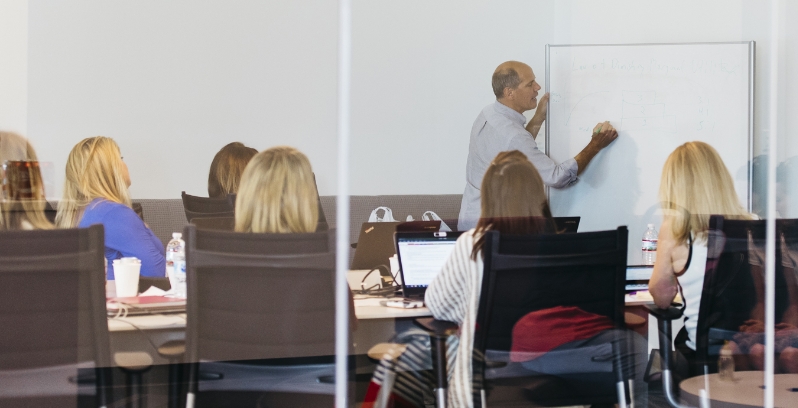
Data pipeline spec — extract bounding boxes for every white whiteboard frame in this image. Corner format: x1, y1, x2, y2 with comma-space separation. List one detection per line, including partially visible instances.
544, 41, 755, 212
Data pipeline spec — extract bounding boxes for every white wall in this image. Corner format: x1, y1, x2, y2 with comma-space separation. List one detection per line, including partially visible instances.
27, 0, 338, 198
17, 0, 795, 203
0, 0, 28, 135
350, 0, 554, 195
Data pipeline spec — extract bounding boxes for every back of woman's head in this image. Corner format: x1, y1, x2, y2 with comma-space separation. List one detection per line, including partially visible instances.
208, 142, 258, 198
473, 150, 555, 258
659, 141, 749, 244
56, 136, 131, 228
0, 132, 52, 230
0, 131, 38, 163
234, 146, 318, 233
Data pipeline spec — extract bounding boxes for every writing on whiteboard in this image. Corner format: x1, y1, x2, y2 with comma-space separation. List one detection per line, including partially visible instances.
570, 58, 740, 75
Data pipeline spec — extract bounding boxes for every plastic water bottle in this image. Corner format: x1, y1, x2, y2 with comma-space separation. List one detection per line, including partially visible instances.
718, 341, 735, 381
642, 224, 658, 265
166, 232, 186, 297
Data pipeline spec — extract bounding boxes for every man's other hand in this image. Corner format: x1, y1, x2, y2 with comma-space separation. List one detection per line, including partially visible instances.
532, 92, 549, 121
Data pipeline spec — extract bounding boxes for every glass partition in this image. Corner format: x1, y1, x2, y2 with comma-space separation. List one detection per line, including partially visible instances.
2, 0, 794, 407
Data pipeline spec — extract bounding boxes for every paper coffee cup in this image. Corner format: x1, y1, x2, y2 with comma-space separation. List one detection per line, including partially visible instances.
113, 257, 141, 298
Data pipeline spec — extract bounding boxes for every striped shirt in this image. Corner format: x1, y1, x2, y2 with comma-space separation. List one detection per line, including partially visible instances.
425, 229, 483, 408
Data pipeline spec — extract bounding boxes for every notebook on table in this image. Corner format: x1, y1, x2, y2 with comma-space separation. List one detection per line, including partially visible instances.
107, 295, 186, 316
395, 230, 464, 300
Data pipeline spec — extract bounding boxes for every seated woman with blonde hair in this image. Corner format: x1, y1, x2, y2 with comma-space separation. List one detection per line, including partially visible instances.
234, 146, 318, 233
650, 141, 753, 373
55, 136, 165, 280
0, 131, 53, 230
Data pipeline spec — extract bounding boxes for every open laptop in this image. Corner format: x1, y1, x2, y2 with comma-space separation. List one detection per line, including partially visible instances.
350, 221, 441, 272
553, 216, 581, 233
625, 265, 654, 292
395, 230, 464, 300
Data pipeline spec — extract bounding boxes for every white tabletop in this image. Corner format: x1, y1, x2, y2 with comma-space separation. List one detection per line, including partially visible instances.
353, 297, 431, 320
108, 314, 187, 332
108, 292, 658, 332
680, 371, 798, 407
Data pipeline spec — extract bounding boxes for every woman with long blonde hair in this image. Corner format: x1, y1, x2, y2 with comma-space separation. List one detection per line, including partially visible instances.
650, 141, 752, 355
56, 136, 164, 280
0, 131, 53, 230
234, 146, 318, 233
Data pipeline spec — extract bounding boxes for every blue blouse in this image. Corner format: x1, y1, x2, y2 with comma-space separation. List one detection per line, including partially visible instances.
79, 198, 166, 280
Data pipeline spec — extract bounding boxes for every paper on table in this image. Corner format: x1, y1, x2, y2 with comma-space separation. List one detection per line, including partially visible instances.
354, 297, 405, 307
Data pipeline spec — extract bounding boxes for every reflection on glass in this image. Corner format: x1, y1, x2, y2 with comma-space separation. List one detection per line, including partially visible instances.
0, 132, 53, 231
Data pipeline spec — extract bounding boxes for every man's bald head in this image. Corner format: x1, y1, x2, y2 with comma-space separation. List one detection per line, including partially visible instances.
492, 61, 532, 99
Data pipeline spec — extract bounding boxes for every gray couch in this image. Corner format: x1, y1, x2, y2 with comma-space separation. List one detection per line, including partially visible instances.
135, 194, 463, 249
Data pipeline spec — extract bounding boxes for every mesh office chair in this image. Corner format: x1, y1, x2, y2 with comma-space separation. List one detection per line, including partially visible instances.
0, 225, 112, 408
648, 216, 776, 408
418, 227, 635, 408
183, 225, 342, 407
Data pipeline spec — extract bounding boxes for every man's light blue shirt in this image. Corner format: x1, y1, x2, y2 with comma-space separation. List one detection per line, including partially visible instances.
458, 101, 578, 230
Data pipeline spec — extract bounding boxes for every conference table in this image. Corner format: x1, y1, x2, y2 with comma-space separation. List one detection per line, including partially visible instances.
108, 296, 434, 362
104, 285, 657, 407
107, 289, 657, 364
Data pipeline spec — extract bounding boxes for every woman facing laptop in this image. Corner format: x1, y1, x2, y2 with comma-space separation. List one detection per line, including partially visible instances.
424, 150, 558, 407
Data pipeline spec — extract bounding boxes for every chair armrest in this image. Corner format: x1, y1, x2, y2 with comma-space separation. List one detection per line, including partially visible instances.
414, 317, 459, 338
646, 304, 684, 321
646, 305, 695, 408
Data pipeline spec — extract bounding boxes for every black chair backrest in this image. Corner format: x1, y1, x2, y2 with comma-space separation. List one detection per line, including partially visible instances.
311, 174, 329, 232
132, 202, 144, 220
0, 225, 110, 406
183, 225, 338, 365
476, 227, 628, 353
696, 216, 775, 369
181, 191, 235, 222
191, 216, 236, 231
138, 276, 172, 293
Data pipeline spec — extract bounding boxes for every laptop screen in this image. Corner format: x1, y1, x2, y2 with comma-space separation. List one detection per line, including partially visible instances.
396, 231, 463, 289
625, 266, 654, 291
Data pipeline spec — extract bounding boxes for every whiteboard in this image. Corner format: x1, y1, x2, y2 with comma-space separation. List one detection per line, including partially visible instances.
545, 42, 754, 265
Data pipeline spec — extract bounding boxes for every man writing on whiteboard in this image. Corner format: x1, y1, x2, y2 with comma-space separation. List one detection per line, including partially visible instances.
458, 61, 619, 230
